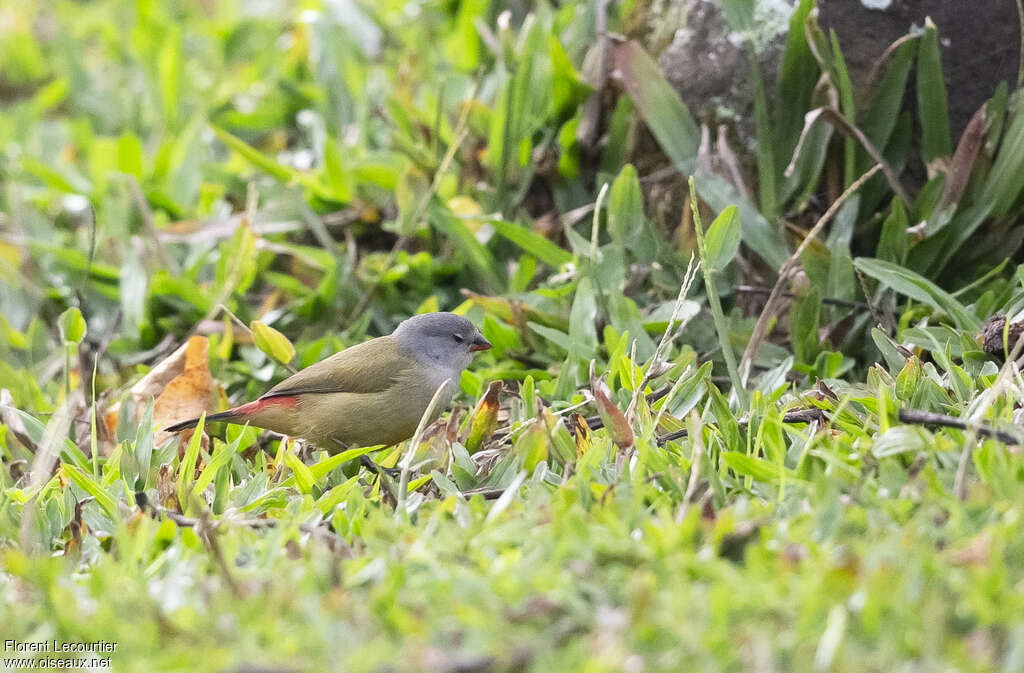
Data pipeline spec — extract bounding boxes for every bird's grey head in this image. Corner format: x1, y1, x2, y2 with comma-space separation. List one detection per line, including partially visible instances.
393, 312, 491, 373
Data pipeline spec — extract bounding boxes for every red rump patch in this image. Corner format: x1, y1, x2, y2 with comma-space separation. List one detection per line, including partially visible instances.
232, 396, 299, 417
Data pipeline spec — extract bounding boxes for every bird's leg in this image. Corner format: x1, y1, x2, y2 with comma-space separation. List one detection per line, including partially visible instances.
296, 438, 313, 462
331, 438, 402, 478
359, 454, 402, 479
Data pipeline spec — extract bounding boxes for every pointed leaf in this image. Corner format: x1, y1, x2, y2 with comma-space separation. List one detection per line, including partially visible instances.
466, 381, 502, 453
614, 41, 699, 171
250, 321, 296, 365
58, 307, 86, 345
703, 205, 741, 272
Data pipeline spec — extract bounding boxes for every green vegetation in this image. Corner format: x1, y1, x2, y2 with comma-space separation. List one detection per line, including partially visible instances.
2, 1, 1024, 671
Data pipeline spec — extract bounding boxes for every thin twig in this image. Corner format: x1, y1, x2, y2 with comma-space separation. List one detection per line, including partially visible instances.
657, 407, 826, 445
740, 164, 883, 376
854, 263, 894, 336
459, 486, 507, 500
151, 505, 352, 554
864, 33, 919, 100
898, 408, 1020, 446
785, 108, 908, 204
638, 164, 680, 185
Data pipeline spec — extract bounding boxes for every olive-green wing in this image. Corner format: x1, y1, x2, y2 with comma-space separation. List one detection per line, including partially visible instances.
260, 336, 410, 399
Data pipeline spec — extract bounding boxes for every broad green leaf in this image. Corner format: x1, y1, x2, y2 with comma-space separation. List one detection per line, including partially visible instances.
854, 257, 980, 331
608, 165, 643, 245
466, 381, 501, 453
117, 133, 145, 177
721, 451, 792, 482
703, 205, 741, 272
484, 470, 527, 524
526, 324, 567, 357
512, 420, 549, 473
489, 219, 572, 268
309, 445, 381, 480
21, 157, 91, 194
132, 398, 155, 491
28, 78, 68, 117
876, 197, 909, 265
606, 164, 658, 261
210, 123, 297, 183
749, 49, 777, 219
285, 450, 316, 495
431, 470, 466, 501
694, 173, 789, 269
158, 28, 182, 128
613, 40, 699, 172
775, 0, 818, 176
9, 407, 90, 471
549, 35, 592, 120
322, 137, 353, 202
250, 321, 296, 365
62, 463, 119, 521
58, 307, 86, 344
442, 0, 485, 71
873, 425, 932, 457
828, 30, 857, 188
119, 252, 147, 336
790, 286, 821, 366
980, 95, 1024, 217
317, 476, 360, 515
599, 97, 634, 176
177, 413, 206, 507
191, 433, 243, 502
860, 39, 916, 169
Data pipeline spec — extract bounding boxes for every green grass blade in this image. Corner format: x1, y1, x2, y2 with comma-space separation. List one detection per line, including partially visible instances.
916, 18, 952, 163
489, 219, 572, 268
613, 40, 699, 171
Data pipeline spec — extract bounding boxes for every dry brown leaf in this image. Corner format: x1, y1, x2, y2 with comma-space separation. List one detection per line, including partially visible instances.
105, 336, 217, 447
153, 336, 216, 447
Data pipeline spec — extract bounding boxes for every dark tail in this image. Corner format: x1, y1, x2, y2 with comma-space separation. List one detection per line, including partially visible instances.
164, 409, 242, 433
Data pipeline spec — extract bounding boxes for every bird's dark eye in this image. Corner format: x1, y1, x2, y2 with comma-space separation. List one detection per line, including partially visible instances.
453, 334, 465, 343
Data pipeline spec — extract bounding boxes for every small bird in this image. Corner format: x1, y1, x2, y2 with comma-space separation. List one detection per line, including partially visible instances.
166, 312, 491, 448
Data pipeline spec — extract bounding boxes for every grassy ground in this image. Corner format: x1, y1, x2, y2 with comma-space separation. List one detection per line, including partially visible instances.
2, 1, 1024, 671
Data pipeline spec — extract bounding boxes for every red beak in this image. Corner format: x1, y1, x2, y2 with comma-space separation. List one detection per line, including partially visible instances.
470, 335, 492, 352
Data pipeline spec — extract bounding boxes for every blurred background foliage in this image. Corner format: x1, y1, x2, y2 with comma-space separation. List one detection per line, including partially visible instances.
3, 0, 1024, 671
